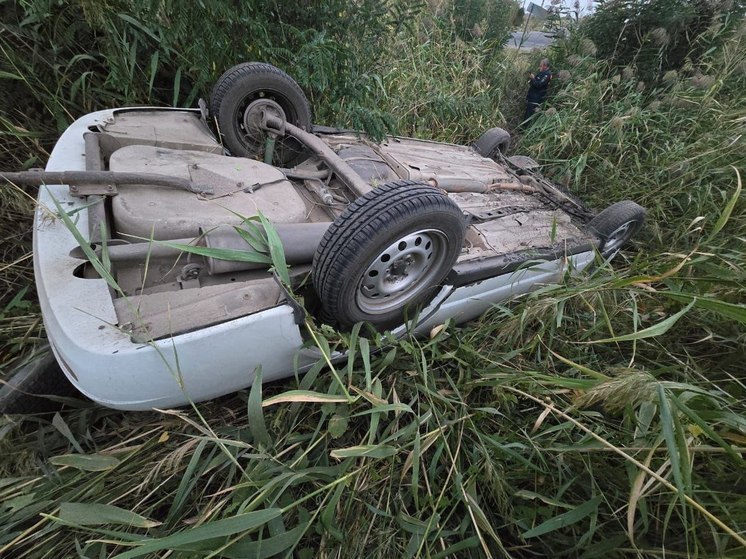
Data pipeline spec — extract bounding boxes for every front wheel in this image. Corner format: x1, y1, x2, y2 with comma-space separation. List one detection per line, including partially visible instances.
312, 180, 466, 330
473, 127, 511, 160
588, 200, 646, 258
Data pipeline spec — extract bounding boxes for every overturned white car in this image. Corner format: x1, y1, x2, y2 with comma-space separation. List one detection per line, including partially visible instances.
1, 63, 644, 411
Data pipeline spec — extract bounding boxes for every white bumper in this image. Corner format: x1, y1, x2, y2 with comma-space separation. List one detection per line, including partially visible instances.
35, 109, 312, 410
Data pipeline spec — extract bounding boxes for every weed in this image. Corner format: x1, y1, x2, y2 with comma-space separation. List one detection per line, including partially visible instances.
1, 1, 745, 557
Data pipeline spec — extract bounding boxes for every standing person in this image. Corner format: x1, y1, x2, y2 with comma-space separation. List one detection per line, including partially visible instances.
524, 58, 552, 124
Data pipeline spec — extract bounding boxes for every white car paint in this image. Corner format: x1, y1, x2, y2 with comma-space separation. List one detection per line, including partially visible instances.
35, 110, 596, 410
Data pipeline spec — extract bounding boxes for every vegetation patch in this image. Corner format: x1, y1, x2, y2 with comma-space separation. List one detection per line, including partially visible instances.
1, 0, 744, 556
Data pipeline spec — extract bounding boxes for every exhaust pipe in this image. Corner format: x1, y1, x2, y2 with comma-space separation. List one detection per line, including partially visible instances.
72, 222, 331, 274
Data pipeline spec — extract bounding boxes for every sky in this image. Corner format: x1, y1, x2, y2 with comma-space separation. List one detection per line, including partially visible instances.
523, 0, 596, 17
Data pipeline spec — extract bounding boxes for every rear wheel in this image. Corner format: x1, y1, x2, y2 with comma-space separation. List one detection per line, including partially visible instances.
312, 180, 466, 330
210, 62, 312, 165
589, 200, 646, 258
473, 127, 511, 160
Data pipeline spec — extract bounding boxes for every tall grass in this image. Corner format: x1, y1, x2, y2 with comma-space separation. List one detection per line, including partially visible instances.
1, 1, 745, 557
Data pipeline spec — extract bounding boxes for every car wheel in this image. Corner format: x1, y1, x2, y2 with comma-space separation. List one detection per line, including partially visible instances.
0, 344, 80, 414
210, 62, 312, 165
589, 200, 646, 258
473, 127, 511, 160
312, 180, 466, 330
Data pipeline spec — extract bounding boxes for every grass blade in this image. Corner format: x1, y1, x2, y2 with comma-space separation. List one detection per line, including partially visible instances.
111, 509, 283, 558
49, 454, 120, 472
330, 445, 398, 459
707, 166, 741, 239
248, 367, 272, 448
257, 212, 290, 287
262, 390, 352, 407
588, 301, 695, 343
57, 503, 160, 528
657, 385, 685, 499
521, 496, 602, 538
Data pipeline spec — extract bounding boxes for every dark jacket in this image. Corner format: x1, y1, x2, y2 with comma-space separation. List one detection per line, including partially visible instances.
527, 69, 552, 103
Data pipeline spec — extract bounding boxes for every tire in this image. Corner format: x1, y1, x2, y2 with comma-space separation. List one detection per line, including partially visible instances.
0, 345, 80, 414
473, 127, 511, 160
209, 62, 257, 118
210, 62, 312, 165
588, 200, 645, 258
312, 180, 466, 330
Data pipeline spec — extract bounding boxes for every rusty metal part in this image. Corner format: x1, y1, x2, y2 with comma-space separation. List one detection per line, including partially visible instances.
280, 168, 330, 180
303, 178, 334, 205
0, 170, 214, 195
83, 132, 108, 243
263, 114, 370, 198
486, 181, 539, 193
424, 176, 539, 194
179, 263, 204, 280
425, 177, 489, 192
518, 174, 595, 222
468, 205, 531, 222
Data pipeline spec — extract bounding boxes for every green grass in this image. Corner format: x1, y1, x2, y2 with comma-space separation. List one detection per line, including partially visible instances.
1, 2, 745, 557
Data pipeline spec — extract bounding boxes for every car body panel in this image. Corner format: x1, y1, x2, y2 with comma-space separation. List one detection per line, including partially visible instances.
33, 107, 603, 410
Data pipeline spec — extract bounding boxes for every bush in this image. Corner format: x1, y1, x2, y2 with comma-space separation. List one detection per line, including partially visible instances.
581, 0, 745, 81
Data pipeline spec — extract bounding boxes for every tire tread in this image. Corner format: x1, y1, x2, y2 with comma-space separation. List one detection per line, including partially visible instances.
588, 200, 645, 255
209, 62, 310, 124
473, 127, 511, 159
312, 180, 465, 328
